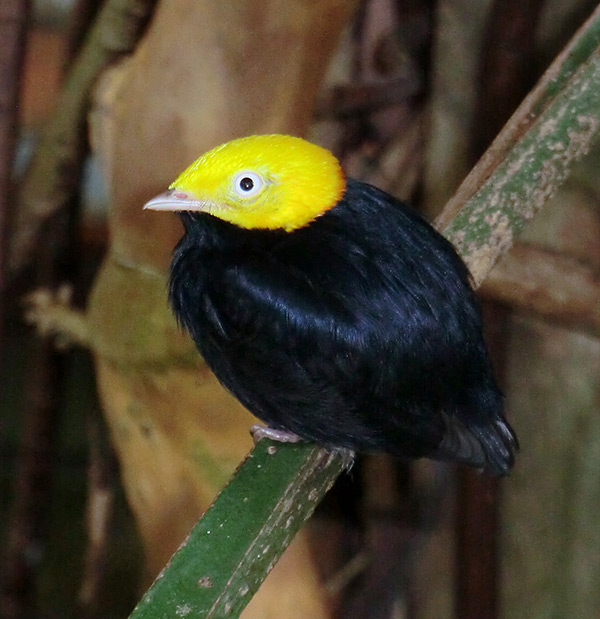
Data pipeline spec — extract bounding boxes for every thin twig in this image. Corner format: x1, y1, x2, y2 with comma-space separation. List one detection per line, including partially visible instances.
64, 0, 103, 65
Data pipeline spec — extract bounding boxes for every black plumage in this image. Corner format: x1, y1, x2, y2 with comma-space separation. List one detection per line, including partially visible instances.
169, 179, 517, 475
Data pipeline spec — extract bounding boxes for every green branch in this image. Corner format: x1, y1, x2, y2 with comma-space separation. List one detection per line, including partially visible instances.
439, 4, 600, 285
130, 441, 346, 617
129, 6, 600, 617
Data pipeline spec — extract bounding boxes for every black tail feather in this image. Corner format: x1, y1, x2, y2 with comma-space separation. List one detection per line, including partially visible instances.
434, 412, 518, 475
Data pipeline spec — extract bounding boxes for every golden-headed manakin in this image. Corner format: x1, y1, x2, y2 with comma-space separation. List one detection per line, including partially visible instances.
145, 135, 517, 475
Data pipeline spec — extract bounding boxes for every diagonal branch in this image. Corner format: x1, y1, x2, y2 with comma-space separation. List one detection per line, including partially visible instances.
436, 4, 600, 286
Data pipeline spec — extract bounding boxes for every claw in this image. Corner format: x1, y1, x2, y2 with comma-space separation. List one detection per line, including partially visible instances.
250, 424, 303, 445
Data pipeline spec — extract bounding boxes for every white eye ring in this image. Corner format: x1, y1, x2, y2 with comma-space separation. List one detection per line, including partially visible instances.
233, 171, 264, 198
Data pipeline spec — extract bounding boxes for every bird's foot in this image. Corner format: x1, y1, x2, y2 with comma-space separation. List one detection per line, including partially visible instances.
250, 424, 303, 445
249, 426, 355, 471
331, 447, 356, 471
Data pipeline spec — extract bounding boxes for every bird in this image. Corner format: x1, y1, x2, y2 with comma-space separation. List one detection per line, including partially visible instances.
144, 134, 517, 475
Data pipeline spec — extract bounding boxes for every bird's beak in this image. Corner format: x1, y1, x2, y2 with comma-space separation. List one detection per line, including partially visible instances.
143, 189, 212, 212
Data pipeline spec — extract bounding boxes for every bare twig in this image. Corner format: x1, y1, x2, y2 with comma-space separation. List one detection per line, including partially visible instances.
456, 448, 501, 619
438, 30, 600, 284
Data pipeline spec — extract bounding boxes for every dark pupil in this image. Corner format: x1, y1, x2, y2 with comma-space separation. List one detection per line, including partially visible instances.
240, 177, 254, 191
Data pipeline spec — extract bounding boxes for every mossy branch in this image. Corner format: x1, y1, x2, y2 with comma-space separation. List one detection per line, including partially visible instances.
129, 7, 600, 618
130, 442, 346, 618
437, 3, 600, 283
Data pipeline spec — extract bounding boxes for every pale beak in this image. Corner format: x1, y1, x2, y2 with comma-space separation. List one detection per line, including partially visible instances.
143, 188, 212, 212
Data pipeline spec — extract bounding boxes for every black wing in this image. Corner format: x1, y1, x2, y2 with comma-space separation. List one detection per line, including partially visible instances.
197, 250, 452, 456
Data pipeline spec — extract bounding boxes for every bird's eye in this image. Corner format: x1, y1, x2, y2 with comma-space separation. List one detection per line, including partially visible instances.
233, 171, 264, 198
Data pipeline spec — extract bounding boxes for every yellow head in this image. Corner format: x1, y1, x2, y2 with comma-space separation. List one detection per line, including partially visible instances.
144, 135, 346, 231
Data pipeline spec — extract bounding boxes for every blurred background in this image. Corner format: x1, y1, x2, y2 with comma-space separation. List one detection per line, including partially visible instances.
2, 0, 600, 617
